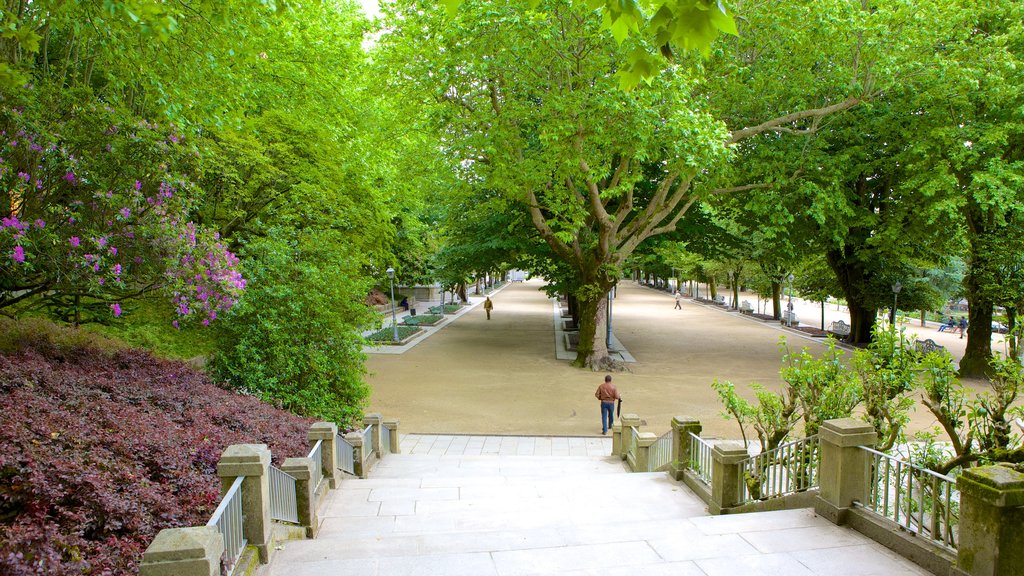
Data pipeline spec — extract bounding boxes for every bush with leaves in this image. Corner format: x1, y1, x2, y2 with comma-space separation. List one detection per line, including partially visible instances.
0, 319, 312, 575
209, 232, 373, 427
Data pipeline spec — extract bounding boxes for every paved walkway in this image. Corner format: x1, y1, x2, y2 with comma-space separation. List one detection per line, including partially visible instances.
266, 435, 931, 576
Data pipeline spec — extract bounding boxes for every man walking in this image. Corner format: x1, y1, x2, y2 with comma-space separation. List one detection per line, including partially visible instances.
594, 375, 620, 435
483, 296, 493, 320
674, 290, 682, 310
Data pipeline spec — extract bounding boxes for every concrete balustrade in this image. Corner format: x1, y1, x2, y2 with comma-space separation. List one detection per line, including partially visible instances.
139, 417, 399, 575
814, 418, 876, 524
709, 441, 748, 515
308, 421, 339, 488
669, 416, 701, 481
363, 413, 383, 456
611, 421, 622, 455
280, 457, 318, 538
954, 466, 1024, 576
634, 432, 657, 472
345, 430, 367, 478
384, 419, 401, 453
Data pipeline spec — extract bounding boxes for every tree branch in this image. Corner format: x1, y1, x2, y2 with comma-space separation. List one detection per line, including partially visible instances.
727, 96, 861, 144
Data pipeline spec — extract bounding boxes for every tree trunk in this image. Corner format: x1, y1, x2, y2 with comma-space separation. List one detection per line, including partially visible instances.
573, 288, 614, 370
847, 303, 876, 344
771, 282, 782, 319
730, 272, 740, 309
1007, 306, 1019, 361
960, 233, 994, 377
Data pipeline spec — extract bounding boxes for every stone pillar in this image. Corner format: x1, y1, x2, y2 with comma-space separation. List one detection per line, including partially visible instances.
308, 422, 338, 489
345, 431, 366, 479
217, 444, 272, 562
670, 416, 702, 481
139, 526, 223, 576
709, 441, 748, 515
619, 414, 641, 462
635, 432, 657, 473
384, 419, 401, 454
611, 421, 623, 456
954, 466, 1024, 576
363, 412, 383, 457
281, 457, 319, 538
815, 418, 876, 524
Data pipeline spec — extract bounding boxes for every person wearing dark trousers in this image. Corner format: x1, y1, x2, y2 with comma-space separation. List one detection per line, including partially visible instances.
674, 291, 682, 310
959, 317, 968, 339
594, 375, 621, 435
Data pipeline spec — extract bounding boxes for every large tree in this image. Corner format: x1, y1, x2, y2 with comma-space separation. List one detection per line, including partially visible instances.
376, 0, 877, 368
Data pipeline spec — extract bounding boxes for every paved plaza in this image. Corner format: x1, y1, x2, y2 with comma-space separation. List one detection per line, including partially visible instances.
364, 279, 995, 438
265, 435, 932, 576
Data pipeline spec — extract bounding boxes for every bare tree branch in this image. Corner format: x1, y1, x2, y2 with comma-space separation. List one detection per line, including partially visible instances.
727, 96, 861, 144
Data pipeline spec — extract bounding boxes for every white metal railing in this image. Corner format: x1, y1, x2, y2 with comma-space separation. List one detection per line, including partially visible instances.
268, 465, 299, 524
647, 430, 673, 472
307, 440, 323, 488
337, 433, 355, 475
381, 423, 391, 455
362, 424, 375, 462
207, 476, 246, 573
738, 436, 820, 503
689, 432, 714, 486
856, 446, 959, 550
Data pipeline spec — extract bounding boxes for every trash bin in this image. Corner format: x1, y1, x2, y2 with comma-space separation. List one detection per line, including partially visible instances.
409, 308, 417, 316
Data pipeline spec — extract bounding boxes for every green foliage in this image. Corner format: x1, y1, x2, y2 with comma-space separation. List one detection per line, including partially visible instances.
209, 232, 373, 428
712, 379, 799, 453
852, 326, 919, 451
780, 338, 861, 437
366, 325, 422, 342
402, 313, 443, 325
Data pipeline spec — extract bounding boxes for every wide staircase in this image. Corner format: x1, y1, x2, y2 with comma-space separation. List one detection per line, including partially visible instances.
264, 434, 929, 576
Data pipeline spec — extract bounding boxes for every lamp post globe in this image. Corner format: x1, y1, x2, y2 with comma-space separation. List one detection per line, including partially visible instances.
387, 267, 398, 343
891, 281, 902, 326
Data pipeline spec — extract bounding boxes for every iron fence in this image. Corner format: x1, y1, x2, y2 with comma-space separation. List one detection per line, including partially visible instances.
362, 423, 374, 458
206, 476, 246, 575
336, 433, 355, 475
738, 435, 819, 503
625, 425, 639, 466
647, 430, 673, 472
268, 465, 299, 524
689, 432, 714, 486
307, 439, 323, 489
857, 446, 959, 551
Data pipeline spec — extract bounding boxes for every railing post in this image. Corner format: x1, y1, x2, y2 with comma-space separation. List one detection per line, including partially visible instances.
384, 419, 401, 454
814, 418, 876, 525
611, 421, 622, 456
281, 457, 318, 538
710, 441, 748, 514
670, 416, 702, 481
345, 431, 366, 479
953, 466, 1024, 576
216, 444, 272, 562
138, 526, 223, 576
308, 422, 338, 489
619, 414, 641, 461
363, 412, 383, 457
635, 432, 657, 473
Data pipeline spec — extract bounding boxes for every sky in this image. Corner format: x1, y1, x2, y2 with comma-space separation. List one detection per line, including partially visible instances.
359, 0, 381, 18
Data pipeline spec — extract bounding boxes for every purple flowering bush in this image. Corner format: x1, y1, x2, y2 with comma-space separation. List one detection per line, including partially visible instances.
0, 318, 314, 575
0, 88, 243, 326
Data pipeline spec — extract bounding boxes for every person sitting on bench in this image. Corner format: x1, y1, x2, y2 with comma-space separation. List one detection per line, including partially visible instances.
938, 316, 955, 332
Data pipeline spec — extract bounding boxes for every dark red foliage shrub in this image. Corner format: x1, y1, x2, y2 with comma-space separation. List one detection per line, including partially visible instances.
0, 332, 314, 575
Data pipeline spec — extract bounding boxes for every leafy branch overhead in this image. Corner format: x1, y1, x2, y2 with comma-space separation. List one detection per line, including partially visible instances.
440, 0, 738, 89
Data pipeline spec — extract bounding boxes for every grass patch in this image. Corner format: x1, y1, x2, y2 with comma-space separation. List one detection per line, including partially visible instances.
366, 325, 422, 342
428, 304, 462, 314
403, 314, 443, 326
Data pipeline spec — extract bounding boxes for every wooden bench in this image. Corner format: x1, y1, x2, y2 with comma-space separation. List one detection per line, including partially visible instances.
828, 320, 851, 338
915, 338, 947, 355
739, 300, 754, 315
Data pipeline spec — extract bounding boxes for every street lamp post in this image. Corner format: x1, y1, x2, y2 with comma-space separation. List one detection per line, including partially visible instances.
387, 267, 398, 343
891, 281, 902, 326
787, 274, 795, 327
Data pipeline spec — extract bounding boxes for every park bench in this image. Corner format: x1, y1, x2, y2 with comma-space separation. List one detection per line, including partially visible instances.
739, 300, 754, 315
713, 295, 726, 305
782, 311, 799, 326
915, 338, 946, 355
828, 320, 851, 338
